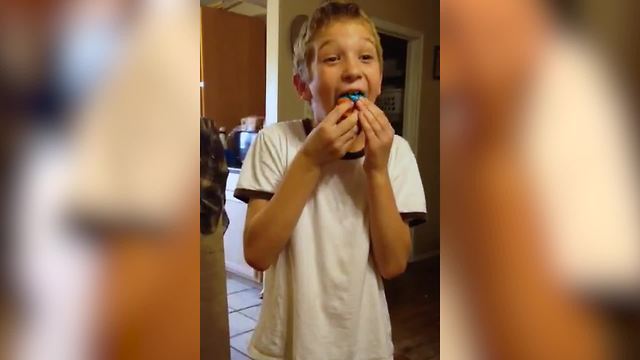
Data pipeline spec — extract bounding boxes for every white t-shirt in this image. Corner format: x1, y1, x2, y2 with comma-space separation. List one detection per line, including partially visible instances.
235, 119, 427, 360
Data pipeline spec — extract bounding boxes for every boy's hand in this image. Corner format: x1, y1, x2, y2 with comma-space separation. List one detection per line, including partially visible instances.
356, 98, 394, 175
300, 101, 360, 168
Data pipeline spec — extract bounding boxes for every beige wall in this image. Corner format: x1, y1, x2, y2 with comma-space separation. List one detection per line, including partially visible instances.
268, 0, 439, 257
274, 0, 314, 123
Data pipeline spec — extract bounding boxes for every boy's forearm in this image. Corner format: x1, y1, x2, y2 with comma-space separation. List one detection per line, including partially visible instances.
244, 152, 321, 270
366, 170, 411, 279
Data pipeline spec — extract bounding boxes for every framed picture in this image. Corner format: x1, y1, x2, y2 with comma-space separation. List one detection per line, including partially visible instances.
433, 45, 440, 80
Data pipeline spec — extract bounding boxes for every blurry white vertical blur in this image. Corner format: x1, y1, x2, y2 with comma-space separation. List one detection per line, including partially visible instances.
520, 31, 640, 295
53, 0, 128, 106
12, 134, 101, 360
441, 0, 640, 358
5, 0, 199, 358
67, 0, 199, 228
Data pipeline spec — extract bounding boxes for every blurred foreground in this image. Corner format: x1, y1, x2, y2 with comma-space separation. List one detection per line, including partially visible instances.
441, 0, 640, 359
1, 0, 200, 359
1, 0, 639, 359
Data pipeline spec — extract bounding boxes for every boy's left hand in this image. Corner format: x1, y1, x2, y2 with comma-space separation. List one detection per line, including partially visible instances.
355, 98, 394, 175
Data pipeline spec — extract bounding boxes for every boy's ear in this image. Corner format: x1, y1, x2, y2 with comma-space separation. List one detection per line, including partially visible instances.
293, 74, 312, 101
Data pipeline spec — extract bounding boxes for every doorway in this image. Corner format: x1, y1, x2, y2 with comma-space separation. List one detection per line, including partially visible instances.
377, 33, 409, 136
372, 17, 424, 156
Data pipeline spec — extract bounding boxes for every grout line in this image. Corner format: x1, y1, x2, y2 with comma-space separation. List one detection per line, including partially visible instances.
230, 345, 254, 359
230, 328, 255, 338
226, 274, 262, 289
235, 311, 257, 321
227, 287, 260, 296
229, 310, 256, 321
229, 303, 262, 313
227, 288, 251, 295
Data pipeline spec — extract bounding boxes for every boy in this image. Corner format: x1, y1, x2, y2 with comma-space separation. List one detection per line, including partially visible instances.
235, 2, 426, 359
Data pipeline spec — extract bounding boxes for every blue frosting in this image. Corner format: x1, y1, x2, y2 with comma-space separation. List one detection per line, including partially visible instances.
342, 91, 364, 102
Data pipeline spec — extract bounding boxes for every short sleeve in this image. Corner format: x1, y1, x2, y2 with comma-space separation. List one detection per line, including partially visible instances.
234, 130, 283, 203
389, 136, 427, 227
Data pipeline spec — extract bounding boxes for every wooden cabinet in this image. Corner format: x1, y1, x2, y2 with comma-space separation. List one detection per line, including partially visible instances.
201, 7, 266, 131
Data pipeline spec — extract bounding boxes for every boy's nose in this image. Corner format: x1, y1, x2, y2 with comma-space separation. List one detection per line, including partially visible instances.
341, 59, 363, 82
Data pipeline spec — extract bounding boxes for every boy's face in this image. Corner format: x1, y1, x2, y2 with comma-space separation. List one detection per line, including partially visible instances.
298, 19, 382, 121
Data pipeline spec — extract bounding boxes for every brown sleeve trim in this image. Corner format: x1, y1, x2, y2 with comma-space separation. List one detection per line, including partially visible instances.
234, 188, 274, 204
400, 212, 427, 227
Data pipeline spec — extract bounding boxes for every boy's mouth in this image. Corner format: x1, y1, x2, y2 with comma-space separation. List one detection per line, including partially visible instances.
338, 90, 365, 103
336, 91, 364, 136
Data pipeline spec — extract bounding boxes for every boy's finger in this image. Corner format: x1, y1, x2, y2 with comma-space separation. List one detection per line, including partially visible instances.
355, 97, 375, 117
325, 100, 355, 125
358, 104, 382, 136
357, 97, 384, 121
340, 138, 358, 155
355, 97, 372, 110
369, 104, 391, 131
335, 110, 359, 135
371, 111, 391, 136
337, 124, 361, 153
360, 98, 393, 134
337, 126, 358, 149
359, 112, 378, 142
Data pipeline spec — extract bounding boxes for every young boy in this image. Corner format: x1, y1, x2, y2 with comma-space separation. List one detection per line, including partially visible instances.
234, 2, 426, 359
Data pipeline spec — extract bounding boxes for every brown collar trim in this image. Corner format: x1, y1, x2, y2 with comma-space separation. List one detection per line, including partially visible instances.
302, 118, 314, 136
342, 149, 365, 160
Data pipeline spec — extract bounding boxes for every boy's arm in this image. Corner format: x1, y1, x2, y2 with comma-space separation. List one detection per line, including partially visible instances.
243, 153, 322, 271
366, 172, 412, 279
243, 103, 359, 271
356, 98, 412, 279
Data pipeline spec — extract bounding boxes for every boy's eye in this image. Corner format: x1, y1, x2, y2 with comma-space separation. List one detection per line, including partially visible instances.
323, 56, 339, 63
360, 54, 375, 62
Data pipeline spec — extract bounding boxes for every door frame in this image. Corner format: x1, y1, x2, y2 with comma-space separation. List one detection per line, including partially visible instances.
371, 17, 424, 156
372, 18, 425, 262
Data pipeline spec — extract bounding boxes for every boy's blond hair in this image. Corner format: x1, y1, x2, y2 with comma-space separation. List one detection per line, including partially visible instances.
293, 1, 383, 82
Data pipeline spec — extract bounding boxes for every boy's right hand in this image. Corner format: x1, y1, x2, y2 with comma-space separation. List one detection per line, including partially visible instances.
299, 101, 359, 168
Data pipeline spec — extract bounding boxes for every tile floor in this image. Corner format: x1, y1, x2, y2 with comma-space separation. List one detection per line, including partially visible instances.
226, 273, 262, 359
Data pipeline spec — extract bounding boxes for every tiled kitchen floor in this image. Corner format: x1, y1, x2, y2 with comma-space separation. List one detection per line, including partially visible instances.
226, 273, 262, 359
